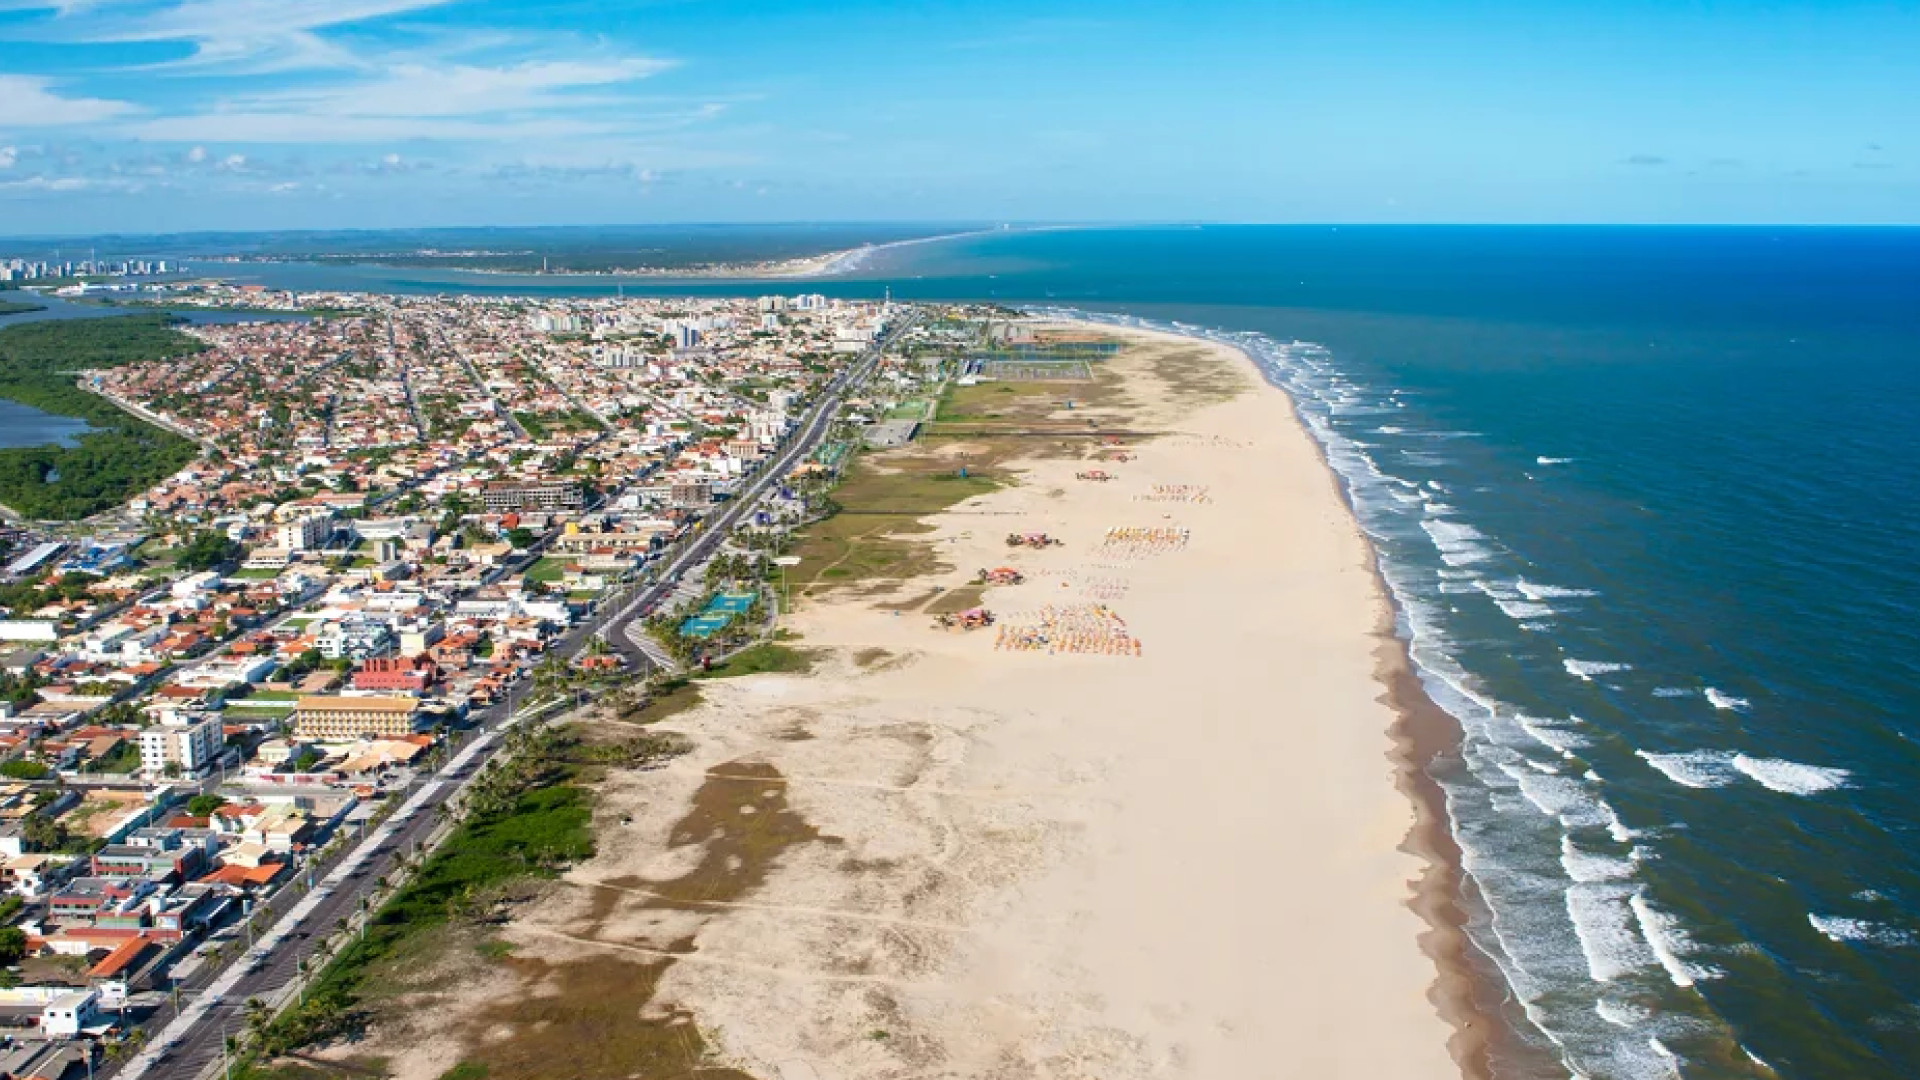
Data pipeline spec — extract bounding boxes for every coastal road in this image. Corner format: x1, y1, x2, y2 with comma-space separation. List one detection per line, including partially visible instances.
595, 311, 912, 662
120, 310, 909, 1080
122, 658, 582, 1080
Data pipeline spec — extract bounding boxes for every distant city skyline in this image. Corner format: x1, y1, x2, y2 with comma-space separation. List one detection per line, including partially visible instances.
1, 0, 1914, 232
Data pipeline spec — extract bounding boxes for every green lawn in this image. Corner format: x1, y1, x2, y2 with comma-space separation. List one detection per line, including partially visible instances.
525, 556, 571, 583
787, 454, 1000, 595
692, 641, 818, 680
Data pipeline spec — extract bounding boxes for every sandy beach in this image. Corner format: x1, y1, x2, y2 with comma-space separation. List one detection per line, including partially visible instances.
354, 321, 1476, 1079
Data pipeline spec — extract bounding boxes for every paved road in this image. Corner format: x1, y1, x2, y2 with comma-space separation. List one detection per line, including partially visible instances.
121, 311, 909, 1080
121, 673, 577, 1080
596, 312, 914, 660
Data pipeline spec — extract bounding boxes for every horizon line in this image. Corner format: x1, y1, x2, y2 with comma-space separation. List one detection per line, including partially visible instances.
4, 220, 1920, 245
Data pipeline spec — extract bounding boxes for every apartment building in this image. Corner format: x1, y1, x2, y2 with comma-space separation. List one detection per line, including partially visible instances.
292, 696, 422, 739
139, 712, 224, 776
481, 480, 584, 513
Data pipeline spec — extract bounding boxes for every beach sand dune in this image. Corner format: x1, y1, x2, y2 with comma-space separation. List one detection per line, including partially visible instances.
370, 323, 1472, 1080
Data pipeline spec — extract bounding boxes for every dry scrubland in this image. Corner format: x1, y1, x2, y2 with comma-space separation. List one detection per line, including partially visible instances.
308, 324, 1470, 1080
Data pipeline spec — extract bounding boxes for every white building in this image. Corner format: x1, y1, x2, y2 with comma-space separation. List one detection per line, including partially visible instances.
0, 987, 102, 1037
139, 712, 224, 776
176, 656, 276, 690
277, 513, 334, 552
0, 620, 57, 644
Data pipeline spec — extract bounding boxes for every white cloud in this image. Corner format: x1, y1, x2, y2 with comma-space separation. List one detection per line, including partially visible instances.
0, 74, 136, 126
0, 146, 16, 169
227, 57, 672, 120
185, 144, 206, 162
120, 57, 676, 144
0, 175, 97, 192
40, 0, 459, 73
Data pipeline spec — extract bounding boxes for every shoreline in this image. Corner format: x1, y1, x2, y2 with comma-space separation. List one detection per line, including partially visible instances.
201, 225, 1030, 285
334, 313, 1494, 1080
1077, 318, 1518, 1080
1057, 312, 1538, 1080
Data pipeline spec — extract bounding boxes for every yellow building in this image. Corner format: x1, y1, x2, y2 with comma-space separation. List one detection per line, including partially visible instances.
292, 696, 422, 740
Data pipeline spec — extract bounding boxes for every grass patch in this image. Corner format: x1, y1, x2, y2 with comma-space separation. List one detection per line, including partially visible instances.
925, 585, 986, 615
787, 452, 1003, 597
691, 641, 818, 680
610, 677, 704, 725
439, 1064, 490, 1080
443, 761, 824, 1080
524, 556, 570, 584
238, 727, 601, 1066
872, 587, 939, 613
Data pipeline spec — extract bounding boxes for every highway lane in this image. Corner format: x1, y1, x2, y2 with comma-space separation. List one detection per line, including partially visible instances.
121, 312, 910, 1080
597, 312, 913, 657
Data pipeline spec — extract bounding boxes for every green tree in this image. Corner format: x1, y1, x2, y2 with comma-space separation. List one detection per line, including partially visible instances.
0, 926, 28, 965
0, 759, 49, 781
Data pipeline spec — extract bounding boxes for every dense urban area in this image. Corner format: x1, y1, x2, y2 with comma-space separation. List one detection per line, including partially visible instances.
0, 273, 1007, 1080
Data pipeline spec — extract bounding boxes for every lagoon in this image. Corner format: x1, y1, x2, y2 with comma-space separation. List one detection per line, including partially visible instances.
0, 398, 94, 448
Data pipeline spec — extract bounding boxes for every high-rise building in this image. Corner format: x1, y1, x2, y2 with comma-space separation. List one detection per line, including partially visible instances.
139, 712, 224, 776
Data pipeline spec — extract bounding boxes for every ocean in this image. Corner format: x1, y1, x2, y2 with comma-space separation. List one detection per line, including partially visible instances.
873, 226, 1920, 1080
178, 227, 1920, 1077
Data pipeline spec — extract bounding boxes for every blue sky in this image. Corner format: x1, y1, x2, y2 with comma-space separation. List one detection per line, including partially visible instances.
0, 0, 1914, 233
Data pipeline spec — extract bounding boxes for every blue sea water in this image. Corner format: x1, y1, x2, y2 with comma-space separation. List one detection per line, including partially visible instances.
196, 227, 1920, 1078
873, 227, 1920, 1080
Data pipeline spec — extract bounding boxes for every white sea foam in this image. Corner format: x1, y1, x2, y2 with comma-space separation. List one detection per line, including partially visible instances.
1520, 620, 1555, 632
1376, 425, 1407, 434
1808, 914, 1914, 946
1704, 688, 1751, 712
1497, 599, 1557, 620
1631, 889, 1715, 988
1516, 577, 1599, 600
1565, 659, 1630, 681
1596, 998, 1649, 1028
1561, 835, 1637, 883
1518, 714, 1589, 757
1648, 1038, 1683, 1079
1538, 456, 1575, 465
1600, 802, 1636, 844
1422, 518, 1494, 566
1501, 764, 1617, 832
1651, 687, 1696, 699
1567, 883, 1656, 982
1637, 749, 1740, 789
1731, 754, 1851, 795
